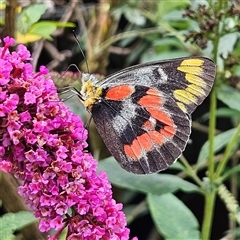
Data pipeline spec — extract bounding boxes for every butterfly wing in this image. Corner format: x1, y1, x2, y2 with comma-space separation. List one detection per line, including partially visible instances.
91, 85, 190, 174
97, 57, 216, 116
90, 57, 216, 174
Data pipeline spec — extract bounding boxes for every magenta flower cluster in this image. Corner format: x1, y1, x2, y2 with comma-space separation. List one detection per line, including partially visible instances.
0, 36, 136, 240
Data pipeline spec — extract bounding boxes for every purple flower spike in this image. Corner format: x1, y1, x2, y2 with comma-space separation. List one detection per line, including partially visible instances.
0, 37, 137, 240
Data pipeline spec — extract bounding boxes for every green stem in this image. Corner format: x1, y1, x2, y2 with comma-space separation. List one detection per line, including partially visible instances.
201, 86, 217, 240
180, 156, 203, 187
201, 0, 224, 238
208, 87, 217, 183
201, 191, 217, 240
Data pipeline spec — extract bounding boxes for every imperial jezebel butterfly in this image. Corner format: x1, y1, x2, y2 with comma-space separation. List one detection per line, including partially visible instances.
75, 57, 216, 174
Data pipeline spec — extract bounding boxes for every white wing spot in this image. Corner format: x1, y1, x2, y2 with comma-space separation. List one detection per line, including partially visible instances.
112, 99, 137, 135
158, 67, 168, 82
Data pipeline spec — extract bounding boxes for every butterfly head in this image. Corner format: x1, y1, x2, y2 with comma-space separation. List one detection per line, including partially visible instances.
80, 73, 103, 110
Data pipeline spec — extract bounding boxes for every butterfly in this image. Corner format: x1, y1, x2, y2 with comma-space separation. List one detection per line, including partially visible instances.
76, 57, 216, 174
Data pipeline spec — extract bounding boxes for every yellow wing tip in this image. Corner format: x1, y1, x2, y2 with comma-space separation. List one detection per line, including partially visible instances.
180, 59, 205, 66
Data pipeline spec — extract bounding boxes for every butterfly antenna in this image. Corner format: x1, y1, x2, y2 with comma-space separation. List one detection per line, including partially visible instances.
57, 63, 81, 97
73, 31, 90, 74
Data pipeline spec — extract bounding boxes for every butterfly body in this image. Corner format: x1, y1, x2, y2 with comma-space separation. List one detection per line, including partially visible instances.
79, 57, 216, 174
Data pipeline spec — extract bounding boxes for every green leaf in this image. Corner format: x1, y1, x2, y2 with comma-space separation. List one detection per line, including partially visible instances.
140, 37, 190, 63
153, 38, 184, 49
0, 211, 37, 240
163, 9, 189, 23
148, 193, 200, 239
141, 49, 189, 63
201, 108, 240, 122
30, 21, 75, 39
216, 108, 240, 118
113, 3, 146, 26
197, 128, 237, 164
156, 0, 190, 18
125, 8, 146, 26
28, 22, 56, 40
17, 21, 75, 43
222, 165, 240, 181
217, 84, 240, 111
17, 3, 47, 33
219, 32, 239, 58
98, 157, 199, 194
218, 32, 239, 59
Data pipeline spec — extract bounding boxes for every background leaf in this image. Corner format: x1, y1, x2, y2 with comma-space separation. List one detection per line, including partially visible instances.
17, 21, 75, 43
156, 0, 190, 18
217, 84, 240, 111
0, 211, 37, 240
17, 3, 47, 33
217, 32, 240, 68
201, 108, 240, 122
148, 193, 200, 239
197, 128, 237, 164
98, 157, 199, 194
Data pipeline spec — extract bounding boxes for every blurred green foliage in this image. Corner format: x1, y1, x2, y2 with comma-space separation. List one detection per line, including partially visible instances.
0, 211, 37, 239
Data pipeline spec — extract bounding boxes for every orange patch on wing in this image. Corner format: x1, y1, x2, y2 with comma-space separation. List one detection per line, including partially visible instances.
105, 85, 134, 101
124, 145, 135, 159
137, 133, 152, 151
131, 139, 142, 158
161, 126, 176, 138
138, 95, 163, 108
148, 131, 164, 145
124, 139, 141, 160
147, 108, 174, 126
124, 133, 153, 160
